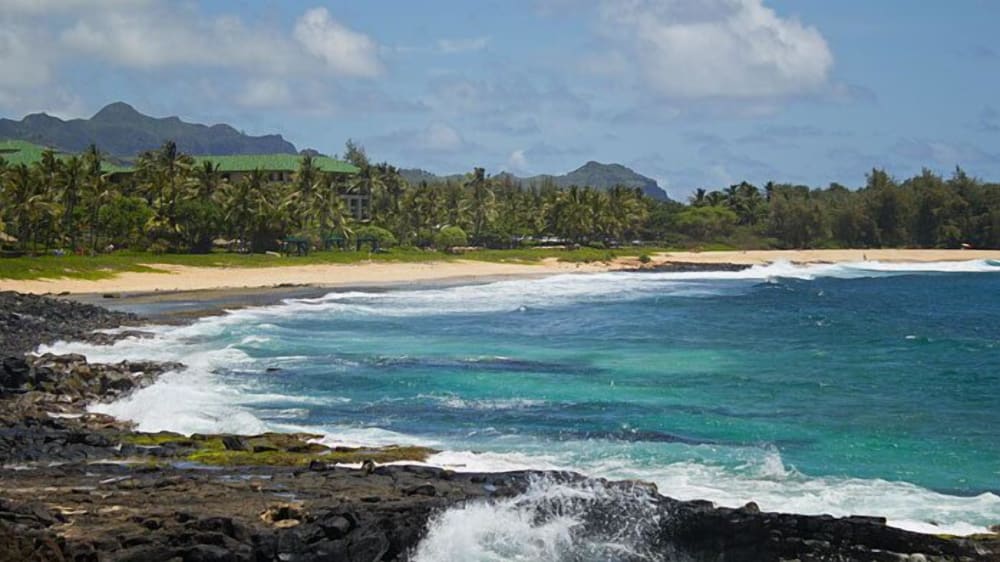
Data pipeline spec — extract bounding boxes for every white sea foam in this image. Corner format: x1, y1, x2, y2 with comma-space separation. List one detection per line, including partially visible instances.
413, 477, 662, 562
406, 445, 1000, 536
185, 259, 1000, 320
311, 427, 439, 449
36, 260, 1000, 537
419, 394, 548, 411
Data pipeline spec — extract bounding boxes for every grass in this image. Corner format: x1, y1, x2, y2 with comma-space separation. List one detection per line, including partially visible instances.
120, 431, 435, 467
0, 246, 678, 281
186, 445, 434, 467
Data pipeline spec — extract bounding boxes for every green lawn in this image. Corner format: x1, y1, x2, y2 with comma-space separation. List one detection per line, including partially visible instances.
0, 246, 675, 281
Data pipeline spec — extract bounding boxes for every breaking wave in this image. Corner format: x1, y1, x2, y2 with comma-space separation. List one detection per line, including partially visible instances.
37, 260, 1000, 537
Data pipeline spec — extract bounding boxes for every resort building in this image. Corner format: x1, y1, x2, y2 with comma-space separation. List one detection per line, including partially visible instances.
0, 141, 370, 221
191, 154, 368, 220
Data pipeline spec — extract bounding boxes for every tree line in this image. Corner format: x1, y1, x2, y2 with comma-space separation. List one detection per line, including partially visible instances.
1, 140, 999, 255
670, 169, 1000, 249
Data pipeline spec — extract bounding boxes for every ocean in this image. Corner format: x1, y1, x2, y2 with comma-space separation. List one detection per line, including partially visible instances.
45, 260, 1000, 554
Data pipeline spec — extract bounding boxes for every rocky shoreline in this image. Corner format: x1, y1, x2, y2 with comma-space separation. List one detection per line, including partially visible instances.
1, 291, 998, 561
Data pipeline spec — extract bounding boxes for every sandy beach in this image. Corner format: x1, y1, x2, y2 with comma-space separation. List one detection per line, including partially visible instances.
1, 249, 998, 296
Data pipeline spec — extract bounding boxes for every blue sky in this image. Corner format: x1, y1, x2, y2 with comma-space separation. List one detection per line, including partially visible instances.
1, 0, 998, 198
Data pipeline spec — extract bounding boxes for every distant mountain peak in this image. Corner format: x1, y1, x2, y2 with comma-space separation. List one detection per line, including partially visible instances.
400, 161, 670, 200
91, 101, 143, 122
0, 102, 298, 157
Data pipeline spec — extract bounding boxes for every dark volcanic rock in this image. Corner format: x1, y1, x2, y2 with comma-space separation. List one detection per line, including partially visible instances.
0, 465, 996, 561
632, 261, 751, 273
0, 291, 140, 357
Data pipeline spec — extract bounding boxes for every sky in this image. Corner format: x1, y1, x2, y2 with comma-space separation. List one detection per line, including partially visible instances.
1, 0, 999, 199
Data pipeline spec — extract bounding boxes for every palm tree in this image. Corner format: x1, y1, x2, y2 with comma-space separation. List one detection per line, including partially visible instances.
190, 160, 221, 203
314, 183, 353, 245
219, 171, 257, 248
442, 180, 471, 229
371, 163, 405, 229
136, 141, 194, 247
606, 185, 648, 242
6, 163, 57, 252
57, 156, 85, 249
690, 188, 708, 207
723, 181, 766, 226
705, 190, 726, 207
548, 186, 593, 244
348, 164, 387, 222
465, 167, 495, 242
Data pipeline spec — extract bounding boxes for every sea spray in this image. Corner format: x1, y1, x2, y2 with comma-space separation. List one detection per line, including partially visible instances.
41, 261, 1000, 535
412, 475, 672, 562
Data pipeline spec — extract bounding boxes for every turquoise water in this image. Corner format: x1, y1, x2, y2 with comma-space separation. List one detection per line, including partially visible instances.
58, 260, 1000, 535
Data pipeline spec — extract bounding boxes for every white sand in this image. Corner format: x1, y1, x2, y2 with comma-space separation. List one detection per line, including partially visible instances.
2, 249, 998, 295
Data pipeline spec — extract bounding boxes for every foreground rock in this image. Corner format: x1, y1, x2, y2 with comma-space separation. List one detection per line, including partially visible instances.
2, 463, 997, 561
0, 290, 141, 357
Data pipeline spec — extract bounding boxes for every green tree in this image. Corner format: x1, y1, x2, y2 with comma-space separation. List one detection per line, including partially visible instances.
675, 206, 737, 241
465, 167, 496, 242
98, 195, 153, 248
56, 156, 85, 249
435, 226, 468, 251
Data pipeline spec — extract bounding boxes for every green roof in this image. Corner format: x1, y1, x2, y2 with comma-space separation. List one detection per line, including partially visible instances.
0, 139, 128, 174
0, 140, 56, 166
193, 154, 359, 174
0, 141, 358, 176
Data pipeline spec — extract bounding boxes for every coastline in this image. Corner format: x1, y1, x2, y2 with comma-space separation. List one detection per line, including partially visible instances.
3, 285, 1000, 558
2, 249, 999, 299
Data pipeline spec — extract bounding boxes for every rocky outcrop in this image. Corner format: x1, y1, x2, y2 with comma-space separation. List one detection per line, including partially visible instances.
1, 464, 996, 561
0, 291, 140, 357
629, 261, 751, 273
0, 352, 173, 400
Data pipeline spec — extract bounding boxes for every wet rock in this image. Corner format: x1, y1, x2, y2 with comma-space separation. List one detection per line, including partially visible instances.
0, 356, 30, 390
0, 291, 139, 357
402, 484, 437, 497
221, 435, 247, 451
629, 261, 751, 273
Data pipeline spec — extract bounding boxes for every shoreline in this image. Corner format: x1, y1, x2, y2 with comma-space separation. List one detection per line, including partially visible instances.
2, 291, 999, 558
2, 249, 999, 298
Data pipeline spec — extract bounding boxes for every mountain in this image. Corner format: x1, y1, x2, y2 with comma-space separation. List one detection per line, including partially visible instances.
401, 161, 670, 200
0, 102, 297, 157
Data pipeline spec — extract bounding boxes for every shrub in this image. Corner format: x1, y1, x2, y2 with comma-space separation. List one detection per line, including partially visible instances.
435, 226, 468, 252
639, 253, 652, 264
354, 225, 398, 249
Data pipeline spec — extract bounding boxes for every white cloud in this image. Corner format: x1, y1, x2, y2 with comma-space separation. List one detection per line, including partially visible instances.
0, 4, 385, 114
0, 21, 90, 116
598, 0, 833, 99
369, 122, 472, 157
3, 0, 148, 14
436, 36, 491, 54
0, 25, 51, 89
424, 123, 465, 152
294, 7, 382, 78
55, 5, 379, 79
236, 79, 292, 109
507, 149, 530, 172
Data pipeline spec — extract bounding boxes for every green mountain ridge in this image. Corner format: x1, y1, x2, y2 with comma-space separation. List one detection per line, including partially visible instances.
0, 102, 297, 157
401, 161, 670, 200
0, 102, 669, 200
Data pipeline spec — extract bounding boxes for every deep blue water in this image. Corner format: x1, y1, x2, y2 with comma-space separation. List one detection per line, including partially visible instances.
65, 260, 1000, 534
